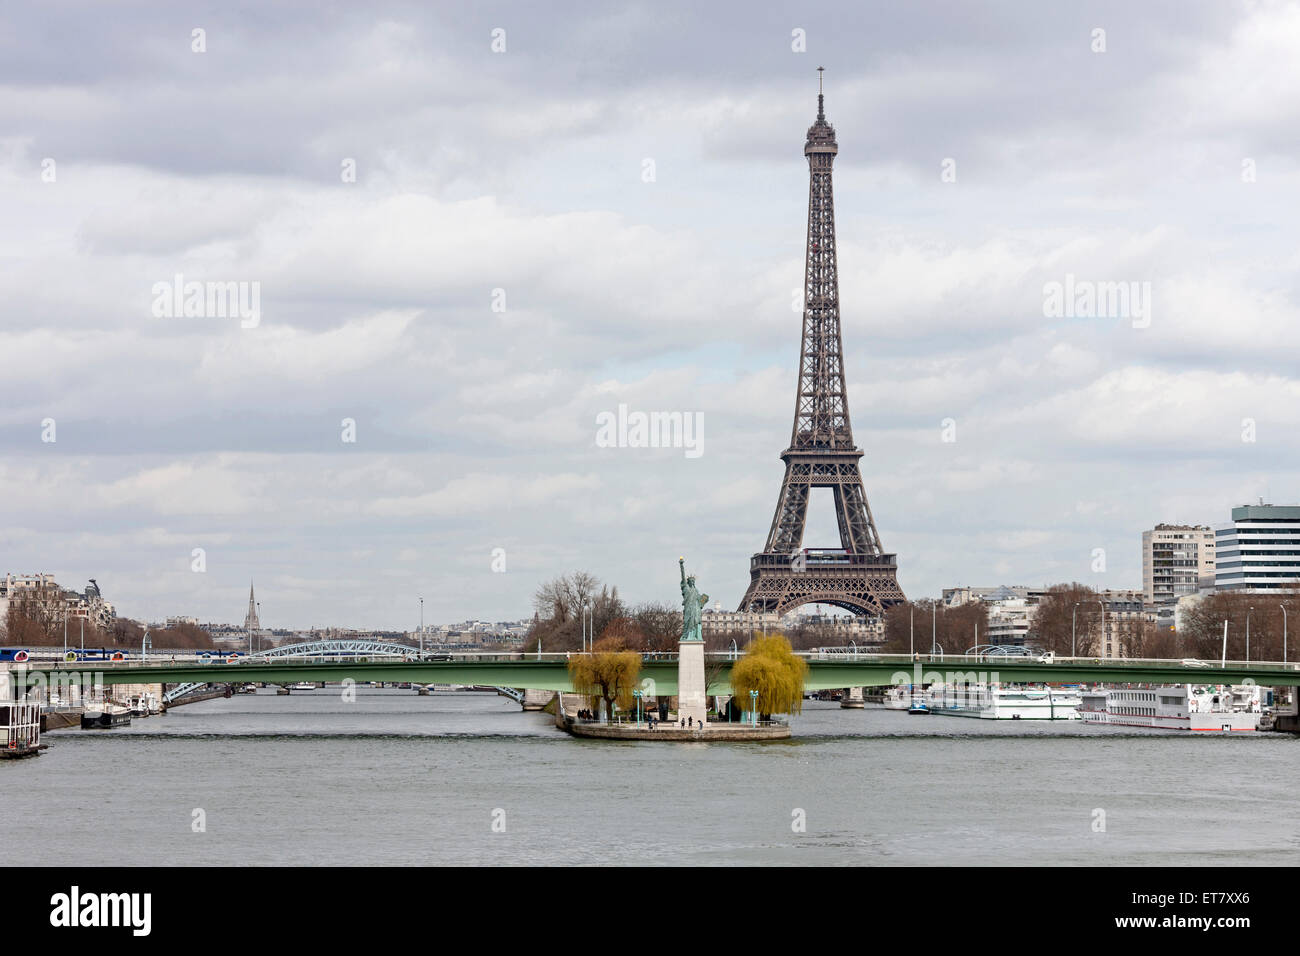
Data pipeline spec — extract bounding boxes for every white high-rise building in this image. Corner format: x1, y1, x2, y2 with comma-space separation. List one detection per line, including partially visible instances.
1215, 504, 1300, 593
1141, 524, 1215, 605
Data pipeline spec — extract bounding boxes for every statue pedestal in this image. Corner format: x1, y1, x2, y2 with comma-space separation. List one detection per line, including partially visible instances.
677, 640, 708, 727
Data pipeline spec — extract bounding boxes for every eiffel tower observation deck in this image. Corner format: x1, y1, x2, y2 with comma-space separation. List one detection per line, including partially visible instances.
737, 70, 906, 620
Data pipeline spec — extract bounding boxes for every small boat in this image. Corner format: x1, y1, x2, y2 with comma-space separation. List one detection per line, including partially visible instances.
1, 701, 46, 759
907, 691, 930, 715
127, 692, 161, 718
291, 681, 316, 691
81, 702, 131, 730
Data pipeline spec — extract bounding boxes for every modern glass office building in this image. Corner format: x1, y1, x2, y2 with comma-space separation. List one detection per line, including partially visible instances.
1214, 504, 1300, 592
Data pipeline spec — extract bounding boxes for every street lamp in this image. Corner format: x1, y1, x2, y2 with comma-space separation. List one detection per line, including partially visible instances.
909, 605, 914, 657
1246, 606, 1253, 662
1072, 603, 1079, 657
633, 689, 643, 726
749, 689, 759, 727
932, 604, 938, 657
1091, 600, 1105, 658
1281, 604, 1288, 664
419, 597, 424, 658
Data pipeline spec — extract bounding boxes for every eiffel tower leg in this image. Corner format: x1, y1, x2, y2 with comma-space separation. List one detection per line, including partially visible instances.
765, 464, 809, 556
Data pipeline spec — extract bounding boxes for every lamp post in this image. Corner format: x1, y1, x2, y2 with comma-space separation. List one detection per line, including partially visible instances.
1246, 606, 1253, 662
419, 597, 424, 658
1092, 599, 1105, 658
1281, 604, 1288, 664
909, 605, 914, 657
80, 618, 84, 652
749, 689, 759, 727
932, 604, 938, 657
633, 689, 642, 726
1072, 603, 1079, 657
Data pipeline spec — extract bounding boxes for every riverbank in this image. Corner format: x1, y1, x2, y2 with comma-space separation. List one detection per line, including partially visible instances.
553, 693, 791, 741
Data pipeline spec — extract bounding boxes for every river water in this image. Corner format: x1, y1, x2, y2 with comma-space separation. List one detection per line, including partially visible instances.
6, 689, 1297, 866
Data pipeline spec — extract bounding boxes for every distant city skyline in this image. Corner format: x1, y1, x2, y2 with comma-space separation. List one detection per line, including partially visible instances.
4, 2, 1299, 629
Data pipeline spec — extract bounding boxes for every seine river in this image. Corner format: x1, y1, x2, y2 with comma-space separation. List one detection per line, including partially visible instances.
7, 689, 1297, 866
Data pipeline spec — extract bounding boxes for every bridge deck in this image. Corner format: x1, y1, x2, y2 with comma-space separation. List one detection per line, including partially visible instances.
6, 654, 1298, 695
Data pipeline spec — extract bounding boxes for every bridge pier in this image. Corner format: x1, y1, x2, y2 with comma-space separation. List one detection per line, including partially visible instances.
840, 686, 865, 709
521, 687, 552, 711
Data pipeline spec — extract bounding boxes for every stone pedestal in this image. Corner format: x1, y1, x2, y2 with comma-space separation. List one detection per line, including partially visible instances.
840, 686, 865, 709
677, 640, 708, 727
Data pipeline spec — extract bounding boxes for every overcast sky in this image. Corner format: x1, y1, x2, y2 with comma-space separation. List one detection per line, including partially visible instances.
3, 1, 1299, 630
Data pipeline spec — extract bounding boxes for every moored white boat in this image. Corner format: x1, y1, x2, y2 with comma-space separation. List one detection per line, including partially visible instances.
1079, 684, 1262, 732
927, 683, 1081, 720
1, 700, 45, 758
868, 686, 911, 710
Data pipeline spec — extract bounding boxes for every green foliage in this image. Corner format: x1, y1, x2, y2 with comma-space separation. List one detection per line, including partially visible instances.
730, 633, 806, 716
567, 639, 642, 719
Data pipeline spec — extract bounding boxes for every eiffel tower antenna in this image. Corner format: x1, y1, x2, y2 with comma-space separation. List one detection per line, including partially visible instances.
737, 76, 905, 620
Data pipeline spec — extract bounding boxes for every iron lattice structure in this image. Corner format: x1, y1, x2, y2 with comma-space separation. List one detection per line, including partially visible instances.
737, 78, 905, 620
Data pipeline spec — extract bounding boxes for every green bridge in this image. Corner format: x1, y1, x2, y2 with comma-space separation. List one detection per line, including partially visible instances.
9, 653, 1300, 697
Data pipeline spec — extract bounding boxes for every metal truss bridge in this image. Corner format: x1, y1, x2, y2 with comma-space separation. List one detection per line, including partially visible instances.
153, 640, 514, 704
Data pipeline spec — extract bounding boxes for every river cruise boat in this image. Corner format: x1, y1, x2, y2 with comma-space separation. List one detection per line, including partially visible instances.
1078, 684, 1262, 732
291, 681, 317, 691
867, 686, 912, 710
81, 701, 131, 730
1, 701, 45, 759
927, 683, 1082, 720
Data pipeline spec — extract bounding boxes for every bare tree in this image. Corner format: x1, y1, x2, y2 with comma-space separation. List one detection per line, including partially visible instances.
525, 572, 625, 652
1029, 584, 1102, 655
632, 601, 682, 652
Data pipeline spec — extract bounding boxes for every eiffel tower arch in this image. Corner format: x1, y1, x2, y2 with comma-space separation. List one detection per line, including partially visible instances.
738, 71, 906, 621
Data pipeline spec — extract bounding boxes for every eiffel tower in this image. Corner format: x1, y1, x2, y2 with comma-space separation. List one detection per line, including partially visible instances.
737, 70, 905, 620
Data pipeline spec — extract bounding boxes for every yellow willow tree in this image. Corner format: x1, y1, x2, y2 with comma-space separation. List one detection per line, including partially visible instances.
567, 637, 642, 722
730, 633, 807, 718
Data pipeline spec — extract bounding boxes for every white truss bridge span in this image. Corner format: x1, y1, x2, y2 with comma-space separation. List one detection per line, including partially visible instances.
162, 640, 524, 704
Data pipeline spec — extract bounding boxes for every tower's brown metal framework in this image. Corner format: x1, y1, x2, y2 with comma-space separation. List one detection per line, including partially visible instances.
737, 73, 905, 620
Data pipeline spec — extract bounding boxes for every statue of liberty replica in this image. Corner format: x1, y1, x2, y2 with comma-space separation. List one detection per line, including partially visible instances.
679, 557, 709, 642
677, 557, 709, 727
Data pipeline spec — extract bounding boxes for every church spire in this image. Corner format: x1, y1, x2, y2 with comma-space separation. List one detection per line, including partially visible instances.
243, 580, 260, 632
